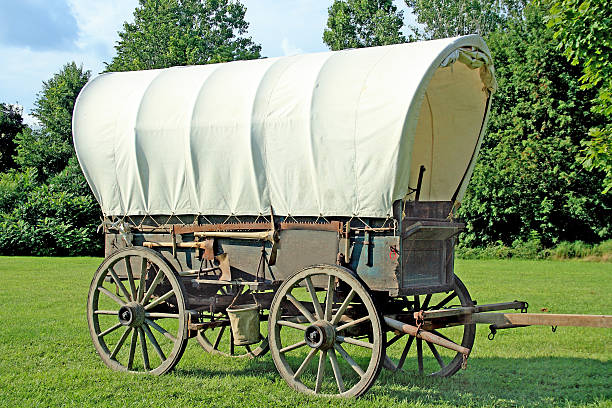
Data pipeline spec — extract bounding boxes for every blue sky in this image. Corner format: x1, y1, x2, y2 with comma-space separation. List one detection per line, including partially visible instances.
0, 0, 415, 124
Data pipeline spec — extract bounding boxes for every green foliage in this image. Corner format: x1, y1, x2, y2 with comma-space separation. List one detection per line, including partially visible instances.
13, 127, 75, 180
405, 0, 525, 39
0, 63, 100, 256
106, 0, 261, 71
0, 103, 25, 171
13, 62, 90, 181
458, 2, 611, 247
547, 0, 612, 192
323, 0, 406, 50
0, 169, 101, 256
457, 238, 612, 260
456, 239, 546, 259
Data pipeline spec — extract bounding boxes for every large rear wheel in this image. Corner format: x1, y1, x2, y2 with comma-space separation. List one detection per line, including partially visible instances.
87, 247, 188, 375
269, 265, 384, 397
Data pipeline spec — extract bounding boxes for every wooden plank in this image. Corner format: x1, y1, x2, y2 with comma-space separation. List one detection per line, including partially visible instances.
174, 222, 272, 234
418, 301, 527, 320
279, 221, 342, 232
173, 221, 342, 234
470, 313, 612, 328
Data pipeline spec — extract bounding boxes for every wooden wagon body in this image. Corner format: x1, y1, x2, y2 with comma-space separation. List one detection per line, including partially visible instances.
73, 35, 610, 397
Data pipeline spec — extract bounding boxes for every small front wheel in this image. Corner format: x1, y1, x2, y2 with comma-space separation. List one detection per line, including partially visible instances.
268, 265, 384, 397
384, 274, 476, 377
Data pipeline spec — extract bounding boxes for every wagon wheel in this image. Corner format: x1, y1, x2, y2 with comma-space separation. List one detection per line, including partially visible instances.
269, 265, 384, 397
384, 274, 475, 377
87, 247, 188, 375
195, 285, 269, 358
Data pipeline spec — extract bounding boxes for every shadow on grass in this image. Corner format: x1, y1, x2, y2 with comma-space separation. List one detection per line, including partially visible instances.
176, 355, 611, 406
378, 356, 611, 407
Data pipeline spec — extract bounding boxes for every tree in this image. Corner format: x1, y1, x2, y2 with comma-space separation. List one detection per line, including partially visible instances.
0, 103, 25, 171
14, 62, 90, 180
405, 0, 525, 39
106, 0, 261, 71
547, 0, 612, 193
0, 63, 101, 256
458, 2, 611, 247
323, 0, 406, 51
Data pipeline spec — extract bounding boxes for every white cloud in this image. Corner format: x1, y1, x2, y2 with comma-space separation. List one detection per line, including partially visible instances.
22, 111, 41, 128
280, 38, 304, 56
67, 0, 138, 66
0, 0, 137, 115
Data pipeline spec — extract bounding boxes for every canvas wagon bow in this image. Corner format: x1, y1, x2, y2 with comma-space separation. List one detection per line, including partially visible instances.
73, 35, 611, 397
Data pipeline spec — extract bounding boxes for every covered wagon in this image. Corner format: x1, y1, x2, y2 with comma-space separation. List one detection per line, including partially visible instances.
73, 34, 555, 397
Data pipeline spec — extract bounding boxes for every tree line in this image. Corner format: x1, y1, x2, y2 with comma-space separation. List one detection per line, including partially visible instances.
0, 0, 609, 256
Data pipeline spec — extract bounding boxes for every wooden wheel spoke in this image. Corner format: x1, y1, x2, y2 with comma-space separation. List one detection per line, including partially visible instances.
137, 257, 147, 302
324, 275, 334, 321
138, 328, 150, 370
293, 348, 317, 380
98, 286, 126, 306
337, 335, 373, 349
145, 318, 177, 343
331, 289, 355, 325
143, 323, 166, 361
431, 292, 457, 310
98, 322, 122, 338
145, 313, 180, 319
229, 328, 235, 356
141, 269, 165, 305
277, 320, 307, 331
304, 276, 324, 320
335, 315, 370, 332
386, 332, 405, 347
108, 266, 131, 301
213, 326, 226, 350
124, 257, 137, 301
127, 328, 137, 370
95, 310, 118, 315
421, 294, 432, 310
286, 294, 316, 323
280, 340, 306, 353
426, 341, 445, 368
144, 289, 175, 311
334, 344, 364, 377
328, 349, 345, 393
431, 329, 453, 343
315, 350, 326, 393
110, 327, 131, 359
417, 338, 424, 374
397, 335, 414, 370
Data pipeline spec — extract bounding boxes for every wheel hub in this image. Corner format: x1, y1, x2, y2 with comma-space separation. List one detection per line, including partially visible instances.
304, 321, 335, 350
118, 302, 145, 327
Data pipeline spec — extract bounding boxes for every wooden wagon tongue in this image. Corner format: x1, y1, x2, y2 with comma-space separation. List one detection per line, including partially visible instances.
384, 300, 612, 362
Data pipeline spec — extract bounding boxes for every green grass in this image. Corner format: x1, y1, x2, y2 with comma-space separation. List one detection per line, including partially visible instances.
0, 257, 610, 407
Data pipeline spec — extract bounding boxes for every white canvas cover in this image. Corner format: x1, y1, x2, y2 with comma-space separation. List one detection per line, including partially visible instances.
73, 35, 496, 218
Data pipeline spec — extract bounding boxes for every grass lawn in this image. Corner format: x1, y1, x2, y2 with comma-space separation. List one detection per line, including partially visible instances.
0, 257, 610, 407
